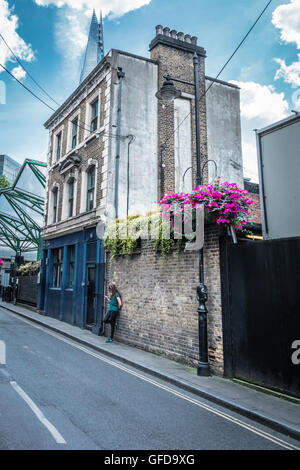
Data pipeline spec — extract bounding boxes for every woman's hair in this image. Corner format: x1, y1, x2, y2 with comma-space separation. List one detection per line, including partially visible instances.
108, 281, 121, 298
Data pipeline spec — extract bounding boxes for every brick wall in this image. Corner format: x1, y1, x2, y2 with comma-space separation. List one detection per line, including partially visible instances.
248, 193, 261, 225
244, 180, 262, 225
150, 27, 208, 197
105, 223, 224, 375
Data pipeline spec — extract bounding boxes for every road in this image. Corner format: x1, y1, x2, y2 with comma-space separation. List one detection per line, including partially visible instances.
0, 307, 299, 451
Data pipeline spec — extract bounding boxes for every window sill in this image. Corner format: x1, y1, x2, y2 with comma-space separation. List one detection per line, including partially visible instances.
50, 125, 105, 170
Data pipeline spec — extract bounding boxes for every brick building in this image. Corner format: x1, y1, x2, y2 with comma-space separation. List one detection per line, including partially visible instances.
39, 14, 245, 371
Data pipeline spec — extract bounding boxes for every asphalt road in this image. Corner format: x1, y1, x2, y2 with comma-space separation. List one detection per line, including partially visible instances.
0, 307, 299, 451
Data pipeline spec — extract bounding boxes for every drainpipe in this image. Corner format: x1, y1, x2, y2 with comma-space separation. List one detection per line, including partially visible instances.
114, 67, 125, 220
126, 134, 135, 218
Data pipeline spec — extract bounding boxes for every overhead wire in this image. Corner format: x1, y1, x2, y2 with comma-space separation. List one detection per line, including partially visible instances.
162, 0, 274, 147
0, 32, 61, 107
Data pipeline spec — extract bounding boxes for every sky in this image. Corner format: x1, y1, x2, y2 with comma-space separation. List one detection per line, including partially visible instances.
0, 0, 299, 182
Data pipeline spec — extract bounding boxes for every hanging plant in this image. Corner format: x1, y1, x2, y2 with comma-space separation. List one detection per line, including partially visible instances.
158, 180, 254, 231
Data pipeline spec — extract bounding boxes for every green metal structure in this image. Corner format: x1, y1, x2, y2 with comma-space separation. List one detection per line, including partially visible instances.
0, 159, 46, 260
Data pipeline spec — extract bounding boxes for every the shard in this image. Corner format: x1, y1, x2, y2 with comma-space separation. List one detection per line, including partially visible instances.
80, 10, 104, 84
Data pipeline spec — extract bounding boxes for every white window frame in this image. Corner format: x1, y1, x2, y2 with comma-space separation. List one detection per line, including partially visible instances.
52, 125, 64, 164
67, 110, 81, 152
84, 88, 101, 140
80, 158, 98, 213
61, 172, 78, 220
48, 182, 60, 225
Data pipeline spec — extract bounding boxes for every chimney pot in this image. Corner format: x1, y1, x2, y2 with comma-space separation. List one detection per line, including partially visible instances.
170, 29, 177, 39
163, 27, 170, 37
184, 34, 191, 43
191, 36, 198, 45
156, 25, 163, 36
177, 32, 184, 41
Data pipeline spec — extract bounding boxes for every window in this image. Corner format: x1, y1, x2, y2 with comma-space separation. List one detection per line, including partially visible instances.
56, 132, 62, 161
69, 245, 75, 288
90, 100, 98, 133
53, 248, 63, 288
86, 166, 95, 211
52, 188, 58, 223
71, 117, 78, 149
68, 179, 75, 217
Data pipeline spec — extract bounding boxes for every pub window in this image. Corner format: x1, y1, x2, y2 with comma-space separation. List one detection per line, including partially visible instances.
68, 178, 75, 217
86, 166, 95, 211
53, 248, 63, 288
69, 245, 75, 288
52, 188, 58, 223
56, 132, 62, 161
90, 99, 98, 133
71, 117, 78, 149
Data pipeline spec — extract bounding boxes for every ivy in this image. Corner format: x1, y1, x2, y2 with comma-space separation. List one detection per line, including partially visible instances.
104, 212, 185, 259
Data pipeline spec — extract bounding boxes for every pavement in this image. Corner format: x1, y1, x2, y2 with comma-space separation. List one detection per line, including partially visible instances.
0, 300, 299, 442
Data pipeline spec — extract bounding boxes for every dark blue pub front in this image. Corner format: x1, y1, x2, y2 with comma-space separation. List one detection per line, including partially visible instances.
38, 226, 105, 335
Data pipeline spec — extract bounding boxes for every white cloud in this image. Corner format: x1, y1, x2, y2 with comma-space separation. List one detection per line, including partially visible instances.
272, 0, 300, 49
230, 81, 290, 181
11, 65, 26, 80
274, 55, 300, 87
34, 0, 152, 19
0, 0, 34, 77
35, 0, 151, 81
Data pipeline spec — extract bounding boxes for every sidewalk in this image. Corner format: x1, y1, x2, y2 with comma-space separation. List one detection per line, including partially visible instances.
1, 300, 299, 440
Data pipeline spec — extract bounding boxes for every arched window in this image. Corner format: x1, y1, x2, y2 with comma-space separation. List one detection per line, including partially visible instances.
52, 187, 58, 223
68, 178, 75, 217
86, 165, 95, 211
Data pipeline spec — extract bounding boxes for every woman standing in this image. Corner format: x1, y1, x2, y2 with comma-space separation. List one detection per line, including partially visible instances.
104, 282, 122, 343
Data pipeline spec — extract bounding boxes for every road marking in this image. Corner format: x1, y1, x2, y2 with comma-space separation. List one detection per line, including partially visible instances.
10, 381, 66, 444
3, 309, 299, 450
0, 340, 6, 365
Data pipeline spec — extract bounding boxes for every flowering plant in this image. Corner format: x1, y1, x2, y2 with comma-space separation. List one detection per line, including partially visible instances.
158, 181, 254, 230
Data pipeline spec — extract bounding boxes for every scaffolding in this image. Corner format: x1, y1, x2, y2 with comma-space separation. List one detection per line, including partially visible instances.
0, 159, 46, 260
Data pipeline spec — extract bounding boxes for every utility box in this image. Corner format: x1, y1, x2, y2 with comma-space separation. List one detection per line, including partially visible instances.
256, 114, 300, 240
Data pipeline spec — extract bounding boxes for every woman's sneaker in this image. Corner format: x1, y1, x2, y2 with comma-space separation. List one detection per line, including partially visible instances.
106, 338, 113, 343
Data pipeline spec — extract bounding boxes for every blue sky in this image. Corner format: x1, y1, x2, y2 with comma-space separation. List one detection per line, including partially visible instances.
0, 0, 300, 181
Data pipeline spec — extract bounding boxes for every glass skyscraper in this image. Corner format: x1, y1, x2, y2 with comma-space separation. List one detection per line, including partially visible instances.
0, 154, 21, 184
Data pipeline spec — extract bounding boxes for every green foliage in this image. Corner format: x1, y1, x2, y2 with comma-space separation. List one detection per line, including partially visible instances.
104, 211, 185, 260
104, 215, 143, 259
0, 175, 10, 190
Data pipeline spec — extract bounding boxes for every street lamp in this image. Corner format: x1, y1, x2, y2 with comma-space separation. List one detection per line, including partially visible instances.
156, 52, 210, 377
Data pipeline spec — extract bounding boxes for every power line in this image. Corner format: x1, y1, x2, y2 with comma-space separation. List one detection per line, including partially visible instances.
163, 0, 274, 146
0, 60, 128, 143
0, 32, 61, 107
0, 61, 57, 113
0, 34, 124, 140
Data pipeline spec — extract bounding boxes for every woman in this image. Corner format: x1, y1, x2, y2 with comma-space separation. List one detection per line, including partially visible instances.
104, 282, 122, 343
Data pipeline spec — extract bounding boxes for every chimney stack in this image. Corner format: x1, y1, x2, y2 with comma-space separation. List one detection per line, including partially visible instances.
149, 25, 206, 58
155, 25, 163, 35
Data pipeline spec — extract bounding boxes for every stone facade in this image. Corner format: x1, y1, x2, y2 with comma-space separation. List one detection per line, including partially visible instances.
105, 224, 224, 375
43, 64, 110, 239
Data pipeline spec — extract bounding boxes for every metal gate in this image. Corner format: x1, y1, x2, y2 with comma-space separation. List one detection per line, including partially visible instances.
221, 236, 300, 399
